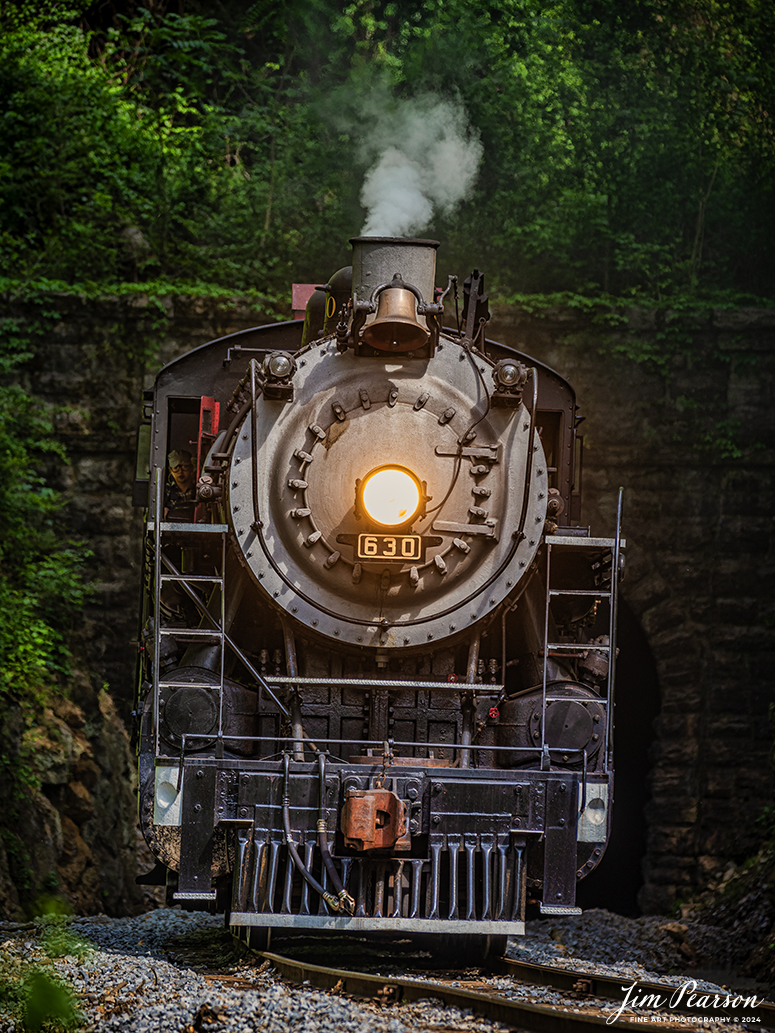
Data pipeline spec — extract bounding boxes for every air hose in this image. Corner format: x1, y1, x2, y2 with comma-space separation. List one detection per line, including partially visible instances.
281, 753, 342, 913
317, 753, 355, 914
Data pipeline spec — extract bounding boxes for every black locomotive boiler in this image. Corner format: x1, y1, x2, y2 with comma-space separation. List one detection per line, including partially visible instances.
134, 236, 624, 958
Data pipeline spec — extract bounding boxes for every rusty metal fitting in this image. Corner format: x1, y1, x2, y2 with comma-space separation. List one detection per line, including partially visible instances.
340, 788, 407, 851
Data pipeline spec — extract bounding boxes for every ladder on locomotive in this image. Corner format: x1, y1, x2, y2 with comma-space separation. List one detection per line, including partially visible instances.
540, 486, 624, 774
151, 465, 229, 757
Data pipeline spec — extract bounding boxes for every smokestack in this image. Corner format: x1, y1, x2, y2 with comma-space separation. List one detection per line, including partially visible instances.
350, 236, 439, 314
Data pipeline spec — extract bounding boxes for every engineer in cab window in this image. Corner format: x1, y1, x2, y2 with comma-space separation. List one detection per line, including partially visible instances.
165, 449, 196, 521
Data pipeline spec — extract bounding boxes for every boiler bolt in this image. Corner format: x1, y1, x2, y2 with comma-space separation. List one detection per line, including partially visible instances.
432, 815, 441, 825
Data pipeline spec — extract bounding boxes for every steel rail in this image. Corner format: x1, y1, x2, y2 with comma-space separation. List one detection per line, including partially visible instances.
252, 948, 773, 1031
489, 956, 774, 1026
258, 949, 637, 1032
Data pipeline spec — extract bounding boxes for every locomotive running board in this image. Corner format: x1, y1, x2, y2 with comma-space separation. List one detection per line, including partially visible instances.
229, 914, 525, 935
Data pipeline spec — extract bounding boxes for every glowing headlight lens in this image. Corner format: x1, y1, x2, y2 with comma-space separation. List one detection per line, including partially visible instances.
361, 466, 421, 527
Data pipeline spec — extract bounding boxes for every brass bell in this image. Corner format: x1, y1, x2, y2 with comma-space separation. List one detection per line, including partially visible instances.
362, 287, 430, 352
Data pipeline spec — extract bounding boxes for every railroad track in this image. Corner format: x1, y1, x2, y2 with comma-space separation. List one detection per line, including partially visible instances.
245, 943, 774, 1032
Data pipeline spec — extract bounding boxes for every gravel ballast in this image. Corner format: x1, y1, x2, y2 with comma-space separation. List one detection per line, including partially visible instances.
0, 907, 767, 1032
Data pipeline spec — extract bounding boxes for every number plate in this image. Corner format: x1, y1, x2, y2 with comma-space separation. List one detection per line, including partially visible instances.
357, 534, 421, 560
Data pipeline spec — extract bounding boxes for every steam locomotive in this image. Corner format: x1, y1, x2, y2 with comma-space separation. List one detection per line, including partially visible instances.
134, 236, 623, 959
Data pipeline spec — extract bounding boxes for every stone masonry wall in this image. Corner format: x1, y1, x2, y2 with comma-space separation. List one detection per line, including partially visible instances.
2, 290, 773, 915
488, 304, 775, 913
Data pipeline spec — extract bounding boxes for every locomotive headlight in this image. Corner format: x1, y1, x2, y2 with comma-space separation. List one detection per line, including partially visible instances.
360, 466, 422, 527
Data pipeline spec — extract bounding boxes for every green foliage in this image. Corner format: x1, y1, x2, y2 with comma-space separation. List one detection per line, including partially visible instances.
38, 914, 92, 963
0, 0, 770, 299
22, 969, 80, 1032
0, 923, 86, 1032
0, 309, 88, 704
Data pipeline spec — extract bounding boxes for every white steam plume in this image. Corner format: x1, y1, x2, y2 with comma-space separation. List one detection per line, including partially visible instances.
359, 95, 482, 237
